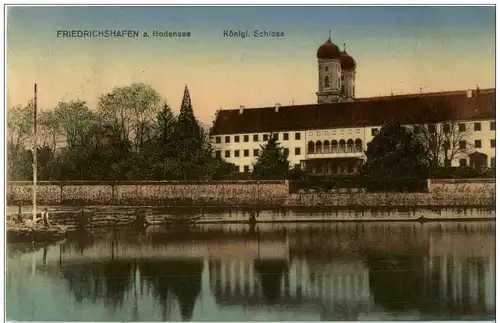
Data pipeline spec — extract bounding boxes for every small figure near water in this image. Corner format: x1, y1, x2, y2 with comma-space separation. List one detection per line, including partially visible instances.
248, 212, 257, 226
42, 208, 50, 227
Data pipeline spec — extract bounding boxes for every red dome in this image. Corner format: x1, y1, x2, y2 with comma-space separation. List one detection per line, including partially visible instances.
316, 38, 340, 60
340, 50, 356, 70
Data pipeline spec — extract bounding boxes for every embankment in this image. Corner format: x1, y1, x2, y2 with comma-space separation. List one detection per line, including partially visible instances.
6, 178, 495, 208
7, 180, 289, 206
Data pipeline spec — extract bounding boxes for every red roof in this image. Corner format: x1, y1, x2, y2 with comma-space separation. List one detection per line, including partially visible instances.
210, 89, 496, 135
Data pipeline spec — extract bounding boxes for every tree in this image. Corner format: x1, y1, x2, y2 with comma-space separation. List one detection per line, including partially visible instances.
154, 103, 177, 158
97, 83, 161, 152
251, 136, 290, 180
363, 122, 431, 191
170, 86, 206, 180
38, 110, 62, 154
414, 97, 474, 170
54, 100, 95, 149
417, 122, 474, 170
7, 101, 34, 158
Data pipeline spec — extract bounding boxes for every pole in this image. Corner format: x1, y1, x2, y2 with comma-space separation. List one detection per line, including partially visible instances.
32, 83, 37, 223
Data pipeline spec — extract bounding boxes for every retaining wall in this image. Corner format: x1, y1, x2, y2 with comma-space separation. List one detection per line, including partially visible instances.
6, 178, 496, 207
427, 178, 495, 195
7, 180, 290, 206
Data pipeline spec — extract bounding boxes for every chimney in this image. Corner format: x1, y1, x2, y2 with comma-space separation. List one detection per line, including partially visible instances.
275, 103, 281, 112
466, 89, 472, 98
239, 105, 245, 114
476, 84, 480, 97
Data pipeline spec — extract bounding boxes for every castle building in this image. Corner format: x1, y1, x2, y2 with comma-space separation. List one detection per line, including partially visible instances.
209, 36, 496, 175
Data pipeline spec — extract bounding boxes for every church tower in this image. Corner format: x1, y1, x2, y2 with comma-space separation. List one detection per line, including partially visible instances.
339, 43, 357, 102
316, 32, 342, 104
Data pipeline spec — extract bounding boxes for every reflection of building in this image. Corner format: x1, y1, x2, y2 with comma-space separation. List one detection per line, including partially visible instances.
425, 233, 496, 315
210, 36, 496, 175
209, 256, 374, 320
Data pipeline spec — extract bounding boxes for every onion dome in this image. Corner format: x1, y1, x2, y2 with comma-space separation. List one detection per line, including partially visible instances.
316, 34, 341, 60
339, 43, 356, 70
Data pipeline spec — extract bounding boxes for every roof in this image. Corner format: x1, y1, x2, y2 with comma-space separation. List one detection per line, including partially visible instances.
210, 89, 496, 136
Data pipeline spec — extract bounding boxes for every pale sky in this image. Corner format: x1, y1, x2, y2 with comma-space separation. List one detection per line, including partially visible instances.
7, 6, 496, 124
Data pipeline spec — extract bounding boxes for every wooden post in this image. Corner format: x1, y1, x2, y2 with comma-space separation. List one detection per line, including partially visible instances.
32, 83, 38, 224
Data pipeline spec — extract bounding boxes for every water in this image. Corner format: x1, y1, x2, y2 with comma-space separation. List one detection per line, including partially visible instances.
6, 221, 495, 321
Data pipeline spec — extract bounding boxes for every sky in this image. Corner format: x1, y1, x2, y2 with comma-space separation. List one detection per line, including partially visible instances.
6, 6, 496, 124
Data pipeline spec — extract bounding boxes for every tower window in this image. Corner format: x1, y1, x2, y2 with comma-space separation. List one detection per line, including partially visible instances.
325, 66, 329, 72
324, 76, 330, 88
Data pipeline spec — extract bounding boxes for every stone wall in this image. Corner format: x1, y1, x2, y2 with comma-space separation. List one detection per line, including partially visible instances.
284, 192, 495, 207
427, 178, 495, 195
7, 180, 290, 206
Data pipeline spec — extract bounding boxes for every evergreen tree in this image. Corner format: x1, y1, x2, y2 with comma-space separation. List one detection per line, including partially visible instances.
174, 86, 204, 150
155, 103, 177, 157
363, 122, 431, 191
251, 136, 290, 180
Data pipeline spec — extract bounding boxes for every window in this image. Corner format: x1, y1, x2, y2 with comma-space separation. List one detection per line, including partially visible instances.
325, 66, 329, 72
225, 150, 231, 158
283, 133, 289, 141
340, 129, 344, 134
215, 151, 221, 158
459, 140, 467, 150
215, 136, 221, 143
273, 133, 278, 140
353, 85, 355, 97
253, 149, 259, 156
491, 121, 496, 131
244, 149, 249, 157
371, 128, 379, 136
459, 123, 466, 132
491, 139, 496, 148
295, 147, 301, 155
234, 150, 240, 157
428, 124, 436, 133
234, 165, 240, 173
459, 158, 467, 167
474, 122, 482, 131
243, 135, 249, 142
253, 134, 259, 142
348, 129, 352, 134
263, 134, 269, 141
324, 131, 328, 135
309, 132, 313, 136
225, 136, 230, 143
443, 141, 450, 150
295, 132, 301, 140
317, 131, 321, 136
443, 124, 451, 133
244, 166, 249, 173
332, 130, 336, 135
325, 76, 330, 87
234, 135, 240, 143
475, 140, 482, 148
355, 129, 360, 134
284, 148, 289, 156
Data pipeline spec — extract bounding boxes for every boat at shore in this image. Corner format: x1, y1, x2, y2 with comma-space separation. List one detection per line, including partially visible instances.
6, 221, 68, 244
145, 214, 203, 226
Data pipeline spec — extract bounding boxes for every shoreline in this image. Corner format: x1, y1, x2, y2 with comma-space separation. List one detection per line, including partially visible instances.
7, 205, 495, 224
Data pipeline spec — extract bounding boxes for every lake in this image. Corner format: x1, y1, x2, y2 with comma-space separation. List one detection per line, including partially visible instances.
6, 221, 495, 321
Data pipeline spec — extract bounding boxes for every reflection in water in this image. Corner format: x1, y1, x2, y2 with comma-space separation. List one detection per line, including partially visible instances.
141, 259, 203, 321
6, 222, 495, 321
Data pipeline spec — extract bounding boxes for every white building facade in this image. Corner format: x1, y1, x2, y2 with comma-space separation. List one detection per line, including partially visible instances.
210, 37, 496, 175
